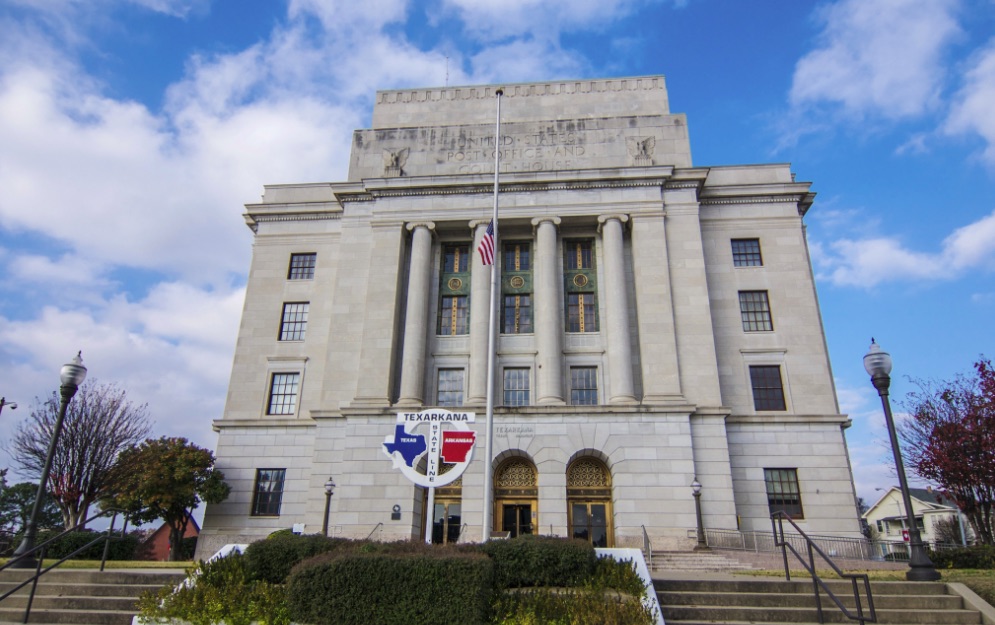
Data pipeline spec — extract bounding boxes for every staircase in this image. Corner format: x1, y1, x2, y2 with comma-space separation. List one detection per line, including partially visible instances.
649, 550, 756, 572
657, 578, 986, 625
0, 568, 185, 625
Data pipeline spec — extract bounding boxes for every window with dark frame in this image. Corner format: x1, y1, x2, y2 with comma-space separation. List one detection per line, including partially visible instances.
438, 244, 470, 335
764, 468, 803, 518
503, 368, 530, 406
279, 302, 309, 341
287, 253, 316, 279
251, 468, 286, 516
502, 242, 533, 334
749, 365, 786, 411
564, 239, 598, 333
739, 291, 773, 332
570, 367, 598, 405
267, 372, 299, 415
732, 239, 763, 267
437, 368, 465, 407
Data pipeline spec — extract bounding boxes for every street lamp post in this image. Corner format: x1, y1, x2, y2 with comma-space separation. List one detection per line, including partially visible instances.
322, 477, 335, 537
863, 339, 940, 582
0, 396, 17, 415
11, 352, 87, 569
691, 477, 708, 551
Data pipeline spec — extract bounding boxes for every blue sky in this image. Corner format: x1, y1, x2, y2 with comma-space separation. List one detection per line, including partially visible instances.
0, 0, 993, 510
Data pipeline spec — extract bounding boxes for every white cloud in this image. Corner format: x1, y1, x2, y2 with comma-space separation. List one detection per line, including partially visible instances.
789, 0, 961, 119
814, 209, 995, 287
944, 39, 995, 166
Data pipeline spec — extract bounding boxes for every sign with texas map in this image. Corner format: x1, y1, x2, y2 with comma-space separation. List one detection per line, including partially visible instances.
382, 410, 477, 488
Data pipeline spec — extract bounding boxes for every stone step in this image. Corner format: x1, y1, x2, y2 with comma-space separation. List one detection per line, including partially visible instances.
661, 605, 981, 624
0, 607, 136, 625
0, 582, 166, 597
658, 590, 962, 610
656, 578, 950, 596
0, 595, 140, 612
649, 551, 755, 570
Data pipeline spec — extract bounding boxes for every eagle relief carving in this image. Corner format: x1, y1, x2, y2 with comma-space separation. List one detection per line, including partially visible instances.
383, 148, 409, 177
626, 136, 655, 166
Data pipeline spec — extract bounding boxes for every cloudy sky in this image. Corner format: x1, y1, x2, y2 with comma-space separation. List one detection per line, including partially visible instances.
0, 0, 993, 509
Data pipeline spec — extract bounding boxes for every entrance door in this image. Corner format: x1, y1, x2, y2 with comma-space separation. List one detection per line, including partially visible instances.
501, 502, 534, 538
570, 502, 609, 547
431, 501, 462, 544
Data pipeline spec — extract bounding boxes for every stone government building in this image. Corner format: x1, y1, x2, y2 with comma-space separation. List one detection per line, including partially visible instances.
197, 76, 862, 557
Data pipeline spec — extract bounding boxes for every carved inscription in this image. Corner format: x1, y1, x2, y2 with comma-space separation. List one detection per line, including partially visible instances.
442, 129, 588, 174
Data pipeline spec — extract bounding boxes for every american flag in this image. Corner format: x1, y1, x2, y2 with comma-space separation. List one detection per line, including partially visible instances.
477, 220, 495, 265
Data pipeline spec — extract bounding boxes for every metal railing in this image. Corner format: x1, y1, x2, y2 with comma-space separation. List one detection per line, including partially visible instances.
705, 527, 875, 560
772, 512, 876, 625
641, 525, 653, 569
0, 509, 128, 624
365, 522, 384, 541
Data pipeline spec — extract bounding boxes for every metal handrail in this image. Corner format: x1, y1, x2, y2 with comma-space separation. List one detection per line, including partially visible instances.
641, 525, 653, 569
772, 512, 876, 625
365, 522, 384, 541
0, 509, 128, 624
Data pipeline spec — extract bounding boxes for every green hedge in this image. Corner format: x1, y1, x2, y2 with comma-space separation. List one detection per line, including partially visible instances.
929, 545, 995, 569
481, 535, 596, 589
245, 532, 351, 583
34, 528, 144, 561
287, 549, 494, 625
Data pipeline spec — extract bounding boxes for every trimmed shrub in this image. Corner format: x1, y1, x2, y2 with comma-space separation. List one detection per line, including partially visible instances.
37, 528, 143, 561
492, 587, 655, 625
245, 532, 350, 583
481, 535, 596, 589
287, 548, 494, 625
929, 545, 995, 569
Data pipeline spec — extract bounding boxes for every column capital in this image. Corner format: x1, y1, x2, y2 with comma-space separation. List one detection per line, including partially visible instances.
597, 213, 629, 233
531, 216, 561, 228
406, 221, 436, 233
469, 219, 491, 230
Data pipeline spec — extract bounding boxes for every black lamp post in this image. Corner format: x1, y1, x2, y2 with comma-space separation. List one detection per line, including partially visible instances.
691, 477, 708, 551
322, 477, 335, 536
11, 352, 87, 569
0, 397, 17, 415
863, 339, 940, 581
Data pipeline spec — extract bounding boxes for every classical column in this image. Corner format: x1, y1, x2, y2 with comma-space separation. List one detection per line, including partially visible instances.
532, 216, 564, 405
467, 220, 491, 404
598, 214, 637, 404
396, 222, 435, 406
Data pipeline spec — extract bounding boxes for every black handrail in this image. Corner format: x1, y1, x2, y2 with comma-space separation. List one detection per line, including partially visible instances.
771, 511, 876, 625
0, 508, 129, 624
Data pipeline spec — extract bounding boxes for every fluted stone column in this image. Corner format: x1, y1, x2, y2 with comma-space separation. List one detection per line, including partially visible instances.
598, 214, 637, 404
397, 222, 435, 406
532, 216, 564, 405
467, 220, 491, 404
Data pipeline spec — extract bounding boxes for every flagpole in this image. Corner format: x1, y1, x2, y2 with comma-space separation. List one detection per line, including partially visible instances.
481, 88, 503, 542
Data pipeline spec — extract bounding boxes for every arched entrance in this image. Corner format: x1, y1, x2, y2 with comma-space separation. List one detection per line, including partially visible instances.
494, 457, 538, 538
567, 457, 613, 547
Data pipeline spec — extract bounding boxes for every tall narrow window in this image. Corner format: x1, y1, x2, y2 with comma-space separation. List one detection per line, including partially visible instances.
288, 253, 316, 279
564, 239, 598, 332
251, 468, 286, 516
739, 291, 773, 332
279, 302, 309, 341
437, 369, 464, 407
749, 365, 786, 411
764, 468, 803, 518
268, 372, 299, 415
502, 242, 533, 334
438, 243, 470, 335
732, 239, 763, 267
503, 368, 530, 406
570, 367, 598, 405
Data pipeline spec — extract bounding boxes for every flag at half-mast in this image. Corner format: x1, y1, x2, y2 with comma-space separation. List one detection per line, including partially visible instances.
477, 220, 495, 265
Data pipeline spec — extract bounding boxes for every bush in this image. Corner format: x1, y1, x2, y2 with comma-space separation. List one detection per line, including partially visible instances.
245, 532, 350, 583
287, 548, 494, 625
492, 587, 655, 625
36, 528, 143, 561
481, 535, 596, 589
137, 551, 289, 625
929, 545, 995, 569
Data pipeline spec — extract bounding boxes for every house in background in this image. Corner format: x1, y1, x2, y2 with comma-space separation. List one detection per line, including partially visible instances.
141, 515, 200, 561
863, 486, 969, 557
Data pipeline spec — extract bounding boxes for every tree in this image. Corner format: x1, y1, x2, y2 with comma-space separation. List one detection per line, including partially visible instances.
0, 482, 64, 533
900, 357, 995, 545
6, 381, 152, 529
104, 437, 230, 561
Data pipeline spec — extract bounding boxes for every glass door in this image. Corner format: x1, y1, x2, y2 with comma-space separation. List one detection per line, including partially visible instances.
431, 501, 462, 544
570, 502, 610, 547
500, 502, 534, 538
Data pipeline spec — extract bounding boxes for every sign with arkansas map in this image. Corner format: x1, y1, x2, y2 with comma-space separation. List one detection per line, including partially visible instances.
382, 410, 477, 488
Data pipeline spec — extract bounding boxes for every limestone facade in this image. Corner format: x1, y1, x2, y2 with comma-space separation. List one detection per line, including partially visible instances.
198, 76, 861, 557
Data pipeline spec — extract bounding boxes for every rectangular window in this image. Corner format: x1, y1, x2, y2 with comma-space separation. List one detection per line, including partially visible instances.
565, 240, 594, 269
764, 468, 803, 518
502, 295, 533, 334
279, 302, 309, 341
564, 239, 597, 332
566, 293, 596, 333
438, 296, 469, 335
251, 468, 286, 516
732, 239, 763, 267
503, 368, 531, 406
443, 244, 471, 273
503, 243, 531, 270
267, 372, 299, 415
739, 291, 773, 332
570, 367, 598, 405
750, 365, 786, 411
502, 242, 533, 334
287, 253, 316, 279
437, 369, 464, 407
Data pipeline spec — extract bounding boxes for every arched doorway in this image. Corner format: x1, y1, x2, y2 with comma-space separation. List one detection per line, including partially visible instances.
494, 457, 538, 538
567, 457, 613, 547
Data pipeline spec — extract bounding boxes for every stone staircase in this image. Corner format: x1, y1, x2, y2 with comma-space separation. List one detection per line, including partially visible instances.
648, 550, 756, 572
0, 568, 185, 625
657, 578, 988, 625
